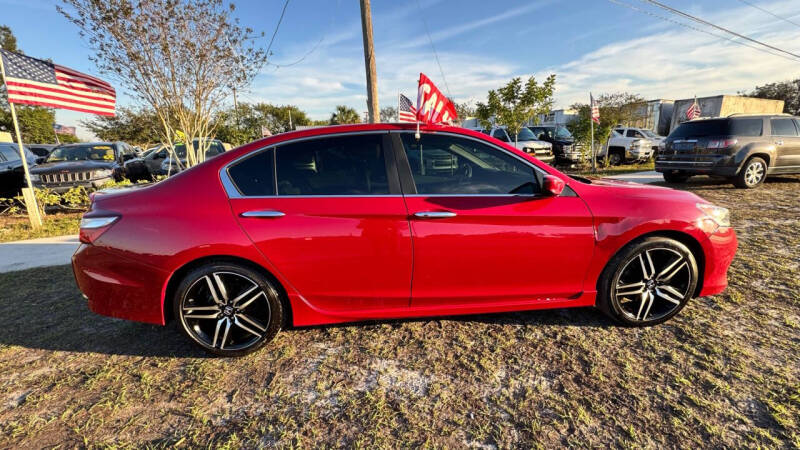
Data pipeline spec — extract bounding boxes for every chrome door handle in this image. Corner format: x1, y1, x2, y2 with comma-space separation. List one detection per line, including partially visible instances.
775, 140, 784, 145
240, 210, 285, 218
413, 211, 457, 219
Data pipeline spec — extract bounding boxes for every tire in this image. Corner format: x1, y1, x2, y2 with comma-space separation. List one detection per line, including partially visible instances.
662, 171, 691, 183
608, 151, 623, 166
173, 262, 284, 357
733, 156, 767, 189
597, 236, 698, 327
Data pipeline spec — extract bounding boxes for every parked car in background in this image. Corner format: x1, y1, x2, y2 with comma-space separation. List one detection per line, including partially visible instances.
124, 145, 169, 181
615, 127, 665, 153
528, 125, 584, 166
0, 143, 38, 198
157, 139, 226, 176
599, 128, 654, 165
656, 114, 800, 188
486, 126, 554, 164
73, 123, 737, 356
26, 144, 58, 161
30, 142, 139, 192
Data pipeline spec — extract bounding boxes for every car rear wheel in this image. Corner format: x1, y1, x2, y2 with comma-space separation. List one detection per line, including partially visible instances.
733, 156, 767, 189
662, 170, 691, 183
598, 237, 698, 326
174, 262, 284, 356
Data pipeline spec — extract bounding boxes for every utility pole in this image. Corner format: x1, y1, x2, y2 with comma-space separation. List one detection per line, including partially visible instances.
359, 0, 379, 123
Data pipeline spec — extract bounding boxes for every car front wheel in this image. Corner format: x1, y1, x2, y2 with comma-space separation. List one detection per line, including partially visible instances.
598, 237, 698, 326
174, 262, 284, 356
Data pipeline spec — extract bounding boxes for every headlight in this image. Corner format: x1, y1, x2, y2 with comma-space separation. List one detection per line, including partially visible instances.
29, 174, 40, 182
94, 169, 113, 178
697, 203, 730, 228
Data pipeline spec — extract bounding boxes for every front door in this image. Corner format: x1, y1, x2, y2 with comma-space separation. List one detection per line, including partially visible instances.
227, 133, 413, 313
396, 132, 595, 307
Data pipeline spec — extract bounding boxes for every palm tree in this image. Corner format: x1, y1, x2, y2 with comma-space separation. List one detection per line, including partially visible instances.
329, 105, 361, 125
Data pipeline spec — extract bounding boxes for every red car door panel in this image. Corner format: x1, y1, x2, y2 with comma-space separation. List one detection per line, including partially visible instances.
404, 195, 595, 306
395, 131, 595, 307
231, 197, 412, 311
226, 133, 413, 312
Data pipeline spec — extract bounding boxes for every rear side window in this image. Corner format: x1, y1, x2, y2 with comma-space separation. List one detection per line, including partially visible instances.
770, 118, 798, 136
275, 135, 389, 196
228, 149, 275, 196
670, 118, 763, 138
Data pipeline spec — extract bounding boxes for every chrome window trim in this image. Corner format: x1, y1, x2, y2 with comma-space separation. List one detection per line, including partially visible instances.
220, 130, 390, 199
389, 129, 551, 181
220, 129, 556, 199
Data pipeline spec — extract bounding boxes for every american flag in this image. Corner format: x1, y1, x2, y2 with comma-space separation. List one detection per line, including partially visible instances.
686, 97, 701, 120
398, 93, 417, 122
590, 93, 600, 124
0, 49, 116, 116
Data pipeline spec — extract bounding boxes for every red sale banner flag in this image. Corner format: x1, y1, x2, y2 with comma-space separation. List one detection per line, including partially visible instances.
416, 73, 458, 124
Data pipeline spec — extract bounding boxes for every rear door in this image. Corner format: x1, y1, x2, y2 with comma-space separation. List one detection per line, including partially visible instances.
396, 132, 595, 307
226, 132, 413, 312
770, 118, 800, 168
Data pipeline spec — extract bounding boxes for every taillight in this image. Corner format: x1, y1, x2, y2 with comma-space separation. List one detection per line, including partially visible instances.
707, 138, 738, 149
79, 216, 119, 244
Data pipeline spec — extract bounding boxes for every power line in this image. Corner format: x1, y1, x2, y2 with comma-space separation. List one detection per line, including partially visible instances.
415, 0, 452, 99
265, 0, 290, 60
268, 0, 341, 69
641, 0, 800, 61
735, 0, 800, 30
606, 0, 800, 63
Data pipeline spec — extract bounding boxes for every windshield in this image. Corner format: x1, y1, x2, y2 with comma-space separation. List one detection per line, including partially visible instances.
516, 128, 538, 141
642, 130, 659, 138
555, 126, 572, 139
669, 119, 763, 139
47, 144, 115, 162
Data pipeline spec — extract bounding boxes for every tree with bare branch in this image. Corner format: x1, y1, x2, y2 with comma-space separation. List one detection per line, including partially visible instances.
58, 0, 267, 167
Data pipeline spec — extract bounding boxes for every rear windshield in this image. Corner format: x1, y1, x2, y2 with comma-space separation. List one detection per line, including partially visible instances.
669, 118, 763, 138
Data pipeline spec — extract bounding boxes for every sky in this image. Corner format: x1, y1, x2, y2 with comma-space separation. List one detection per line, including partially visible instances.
2, 0, 800, 140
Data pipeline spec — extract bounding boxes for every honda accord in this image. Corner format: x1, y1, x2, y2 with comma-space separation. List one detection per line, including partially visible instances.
72, 124, 737, 356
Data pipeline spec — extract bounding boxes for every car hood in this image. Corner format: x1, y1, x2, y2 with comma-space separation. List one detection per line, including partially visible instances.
516, 139, 550, 148
573, 176, 705, 202
31, 160, 115, 174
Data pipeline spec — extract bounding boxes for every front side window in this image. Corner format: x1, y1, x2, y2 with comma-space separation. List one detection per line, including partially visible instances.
770, 118, 798, 136
401, 133, 539, 195
275, 134, 389, 196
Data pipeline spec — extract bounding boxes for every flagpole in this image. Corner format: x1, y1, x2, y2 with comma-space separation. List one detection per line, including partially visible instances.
0, 51, 42, 229
590, 92, 596, 173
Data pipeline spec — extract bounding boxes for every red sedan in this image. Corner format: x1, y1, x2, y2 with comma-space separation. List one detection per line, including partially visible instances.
72, 124, 737, 356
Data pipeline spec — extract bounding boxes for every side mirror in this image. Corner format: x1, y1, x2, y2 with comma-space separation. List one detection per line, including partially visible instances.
122, 154, 134, 161
542, 175, 565, 196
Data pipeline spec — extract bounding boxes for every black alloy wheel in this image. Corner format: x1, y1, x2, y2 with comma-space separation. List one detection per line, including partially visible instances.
174, 262, 284, 356
598, 237, 698, 326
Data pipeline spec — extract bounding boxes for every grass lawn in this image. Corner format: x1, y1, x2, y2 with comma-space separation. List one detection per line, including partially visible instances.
0, 176, 798, 447
0, 213, 82, 243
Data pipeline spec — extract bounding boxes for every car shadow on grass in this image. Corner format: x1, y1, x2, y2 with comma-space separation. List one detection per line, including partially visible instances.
0, 265, 615, 357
